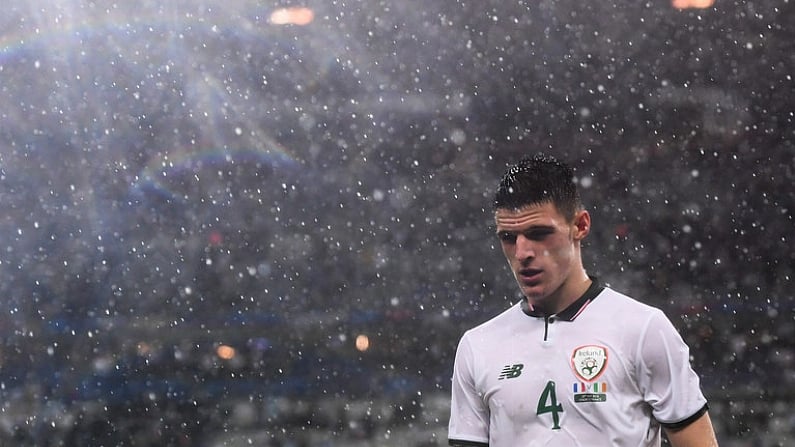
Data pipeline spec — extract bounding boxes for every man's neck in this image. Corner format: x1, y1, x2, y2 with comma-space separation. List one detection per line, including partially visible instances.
531, 272, 592, 315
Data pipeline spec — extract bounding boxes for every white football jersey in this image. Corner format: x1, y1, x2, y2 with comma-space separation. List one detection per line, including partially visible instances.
448, 280, 708, 447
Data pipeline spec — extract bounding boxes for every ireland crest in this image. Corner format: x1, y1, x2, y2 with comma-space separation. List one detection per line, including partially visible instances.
571, 345, 608, 382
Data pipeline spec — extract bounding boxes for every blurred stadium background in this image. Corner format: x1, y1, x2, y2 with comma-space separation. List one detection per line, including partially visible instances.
0, 0, 793, 445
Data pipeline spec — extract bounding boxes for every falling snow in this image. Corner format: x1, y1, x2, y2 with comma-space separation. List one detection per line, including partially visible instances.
0, 0, 793, 446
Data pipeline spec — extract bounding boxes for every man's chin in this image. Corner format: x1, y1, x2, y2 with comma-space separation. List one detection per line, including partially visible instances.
521, 285, 546, 301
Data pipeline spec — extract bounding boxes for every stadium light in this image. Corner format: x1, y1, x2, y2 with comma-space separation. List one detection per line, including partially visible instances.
671, 0, 715, 9
216, 344, 236, 360
355, 334, 370, 352
270, 7, 315, 26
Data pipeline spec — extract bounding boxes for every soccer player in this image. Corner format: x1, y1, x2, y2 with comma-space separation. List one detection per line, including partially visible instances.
448, 154, 719, 446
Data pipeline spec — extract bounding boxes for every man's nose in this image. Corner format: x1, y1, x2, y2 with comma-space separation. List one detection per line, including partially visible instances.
515, 234, 536, 260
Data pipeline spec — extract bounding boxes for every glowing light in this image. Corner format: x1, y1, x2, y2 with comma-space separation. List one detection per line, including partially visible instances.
671, 0, 715, 9
355, 334, 370, 352
270, 7, 314, 26
137, 342, 151, 355
208, 230, 224, 246
216, 344, 236, 360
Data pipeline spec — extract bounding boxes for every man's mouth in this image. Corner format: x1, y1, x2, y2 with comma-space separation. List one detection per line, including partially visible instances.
518, 269, 543, 282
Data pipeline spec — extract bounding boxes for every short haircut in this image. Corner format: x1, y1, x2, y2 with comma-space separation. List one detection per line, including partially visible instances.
493, 154, 582, 221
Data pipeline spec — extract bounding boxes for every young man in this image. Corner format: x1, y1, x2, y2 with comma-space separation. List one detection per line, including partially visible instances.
448, 154, 718, 447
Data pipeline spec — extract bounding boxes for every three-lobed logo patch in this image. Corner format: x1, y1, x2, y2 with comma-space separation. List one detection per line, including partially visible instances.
571, 345, 608, 403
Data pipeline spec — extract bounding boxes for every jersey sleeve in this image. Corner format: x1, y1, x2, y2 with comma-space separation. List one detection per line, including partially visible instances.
635, 309, 708, 426
448, 332, 490, 446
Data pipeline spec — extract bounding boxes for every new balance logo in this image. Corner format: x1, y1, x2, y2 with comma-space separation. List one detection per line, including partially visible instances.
498, 364, 524, 380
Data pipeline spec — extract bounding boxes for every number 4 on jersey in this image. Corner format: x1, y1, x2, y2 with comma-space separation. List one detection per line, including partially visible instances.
537, 380, 563, 429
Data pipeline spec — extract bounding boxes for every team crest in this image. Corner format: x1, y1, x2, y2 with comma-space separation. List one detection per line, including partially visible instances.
571, 345, 608, 382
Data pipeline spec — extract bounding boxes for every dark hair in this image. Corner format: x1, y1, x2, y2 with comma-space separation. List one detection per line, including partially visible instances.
493, 154, 582, 221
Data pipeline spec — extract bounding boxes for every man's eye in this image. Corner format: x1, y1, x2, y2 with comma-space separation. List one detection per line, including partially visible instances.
525, 230, 552, 240
498, 232, 517, 243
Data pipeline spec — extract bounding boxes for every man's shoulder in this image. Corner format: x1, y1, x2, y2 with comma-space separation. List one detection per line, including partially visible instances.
594, 286, 668, 322
464, 301, 526, 337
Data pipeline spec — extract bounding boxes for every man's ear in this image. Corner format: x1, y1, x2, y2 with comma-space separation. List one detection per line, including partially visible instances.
573, 210, 591, 240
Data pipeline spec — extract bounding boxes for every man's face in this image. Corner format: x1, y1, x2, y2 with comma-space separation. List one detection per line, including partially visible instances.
495, 202, 588, 311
